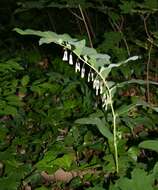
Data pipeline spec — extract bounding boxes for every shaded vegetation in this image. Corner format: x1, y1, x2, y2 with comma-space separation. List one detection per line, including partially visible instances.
0, 0, 158, 190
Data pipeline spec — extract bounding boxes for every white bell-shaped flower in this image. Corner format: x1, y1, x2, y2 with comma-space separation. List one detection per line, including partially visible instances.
88, 71, 91, 82
100, 81, 103, 94
81, 65, 85, 78
102, 93, 107, 108
69, 53, 73, 65
95, 80, 100, 95
93, 78, 100, 95
62, 49, 68, 61
93, 78, 97, 89
75, 60, 81, 72
91, 72, 94, 81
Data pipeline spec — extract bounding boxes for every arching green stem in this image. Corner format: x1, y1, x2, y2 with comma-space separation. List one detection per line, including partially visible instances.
61, 44, 119, 173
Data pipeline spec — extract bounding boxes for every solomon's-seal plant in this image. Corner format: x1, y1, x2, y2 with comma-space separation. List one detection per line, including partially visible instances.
14, 28, 140, 173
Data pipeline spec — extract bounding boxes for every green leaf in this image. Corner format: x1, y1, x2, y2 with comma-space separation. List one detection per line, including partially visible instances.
6, 95, 21, 106
1, 105, 17, 116
152, 162, 158, 179
14, 28, 44, 37
127, 146, 139, 161
72, 39, 86, 55
75, 117, 113, 140
87, 186, 104, 190
0, 177, 20, 190
21, 75, 30, 86
100, 67, 111, 79
119, 1, 137, 14
144, 0, 158, 9
117, 79, 158, 87
53, 154, 75, 169
115, 168, 154, 190
116, 99, 158, 116
139, 140, 158, 152
35, 186, 48, 190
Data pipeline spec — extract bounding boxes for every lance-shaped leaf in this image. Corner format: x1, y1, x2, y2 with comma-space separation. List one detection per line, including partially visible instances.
75, 117, 113, 141
139, 140, 158, 152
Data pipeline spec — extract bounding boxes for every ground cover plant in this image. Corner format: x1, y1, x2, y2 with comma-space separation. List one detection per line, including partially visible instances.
1, 0, 158, 190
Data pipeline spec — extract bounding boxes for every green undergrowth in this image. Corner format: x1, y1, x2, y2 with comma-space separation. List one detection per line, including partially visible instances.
1, 0, 158, 189
0, 50, 158, 190
0, 54, 96, 189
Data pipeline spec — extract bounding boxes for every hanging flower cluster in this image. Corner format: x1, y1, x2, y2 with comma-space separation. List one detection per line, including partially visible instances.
62, 49, 108, 108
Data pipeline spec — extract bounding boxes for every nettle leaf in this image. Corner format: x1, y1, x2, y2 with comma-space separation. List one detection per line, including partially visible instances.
115, 168, 154, 190
75, 117, 113, 140
139, 140, 158, 152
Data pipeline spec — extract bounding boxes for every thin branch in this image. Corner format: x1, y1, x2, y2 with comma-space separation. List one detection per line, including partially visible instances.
147, 38, 158, 47
111, 19, 131, 56
47, 10, 57, 32
142, 14, 151, 39
146, 43, 152, 103
79, 4, 93, 48
84, 10, 96, 38
68, 9, 83, 21
142, 14, 153, 103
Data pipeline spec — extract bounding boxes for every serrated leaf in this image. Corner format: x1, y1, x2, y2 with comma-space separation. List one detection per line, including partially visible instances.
116, 168, 153, 190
